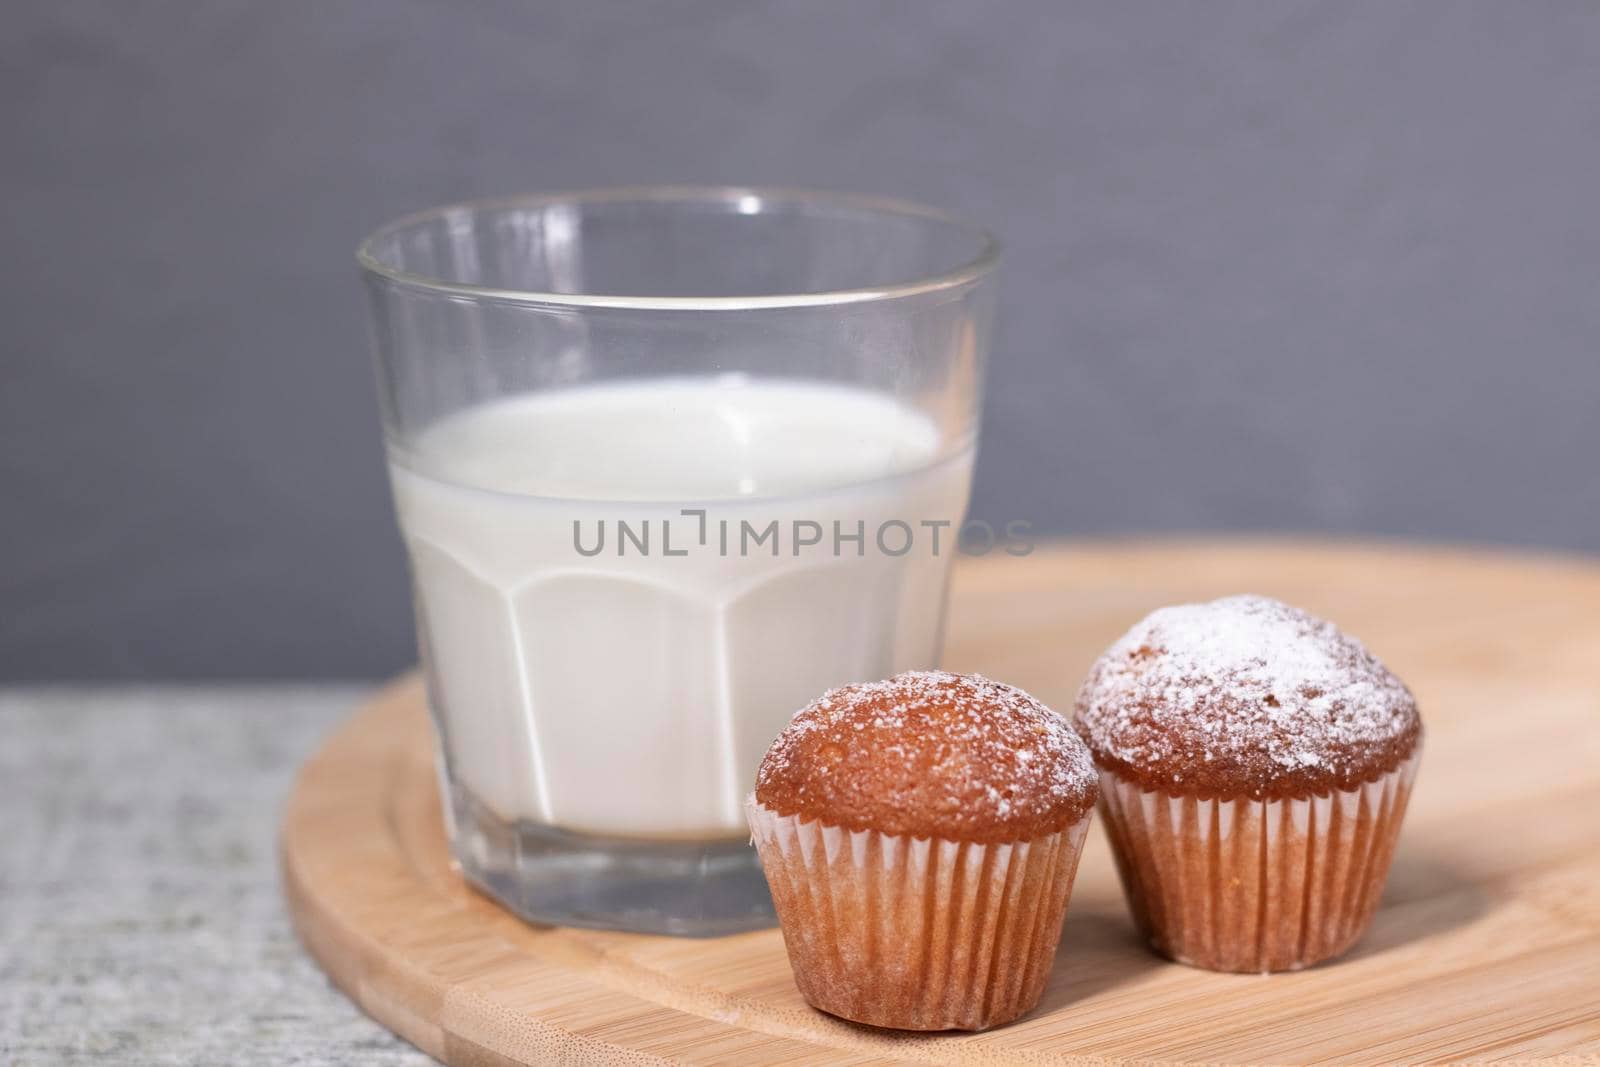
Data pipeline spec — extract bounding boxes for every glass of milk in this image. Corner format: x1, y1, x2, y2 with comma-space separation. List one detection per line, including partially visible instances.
359, 188, 997, 934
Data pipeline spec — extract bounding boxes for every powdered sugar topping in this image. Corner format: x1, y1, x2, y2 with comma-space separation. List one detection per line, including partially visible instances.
756, 670, 1098, 840
1075, 596, 1420, 798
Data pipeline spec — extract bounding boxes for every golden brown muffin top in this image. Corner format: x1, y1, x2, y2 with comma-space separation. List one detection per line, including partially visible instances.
754, 671, 1098, 843
1074, 595, 1421, 800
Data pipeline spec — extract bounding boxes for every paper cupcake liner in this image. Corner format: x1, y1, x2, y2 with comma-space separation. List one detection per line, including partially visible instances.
746, 799, 1091, 1031
1097, 752, 1420, 973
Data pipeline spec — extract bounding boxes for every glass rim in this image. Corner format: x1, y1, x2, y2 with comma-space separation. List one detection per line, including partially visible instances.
356, 185, 1000, 311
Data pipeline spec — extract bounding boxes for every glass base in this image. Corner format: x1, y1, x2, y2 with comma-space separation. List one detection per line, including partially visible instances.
445, 782, 776, 936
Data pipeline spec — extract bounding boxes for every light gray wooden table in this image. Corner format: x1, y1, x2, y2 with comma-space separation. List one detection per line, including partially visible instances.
1, 686, 434, 1066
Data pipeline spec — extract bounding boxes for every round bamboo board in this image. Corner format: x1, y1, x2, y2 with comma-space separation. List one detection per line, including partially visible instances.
282, 540, 1600, 1065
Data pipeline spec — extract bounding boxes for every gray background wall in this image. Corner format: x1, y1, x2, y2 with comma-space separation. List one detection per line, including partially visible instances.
3, 1, 1597, 680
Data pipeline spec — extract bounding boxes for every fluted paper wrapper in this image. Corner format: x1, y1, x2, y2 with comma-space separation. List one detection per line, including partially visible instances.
746, 799, 1090, 1031
1097, 752, 1420, 973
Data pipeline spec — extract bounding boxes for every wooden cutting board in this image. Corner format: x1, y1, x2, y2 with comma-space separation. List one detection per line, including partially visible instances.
281, 540, 1600, 1065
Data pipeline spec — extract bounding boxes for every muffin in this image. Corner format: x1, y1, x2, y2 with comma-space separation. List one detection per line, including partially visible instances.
746, 671, 1098, 1031
1075, 595, 1422, 973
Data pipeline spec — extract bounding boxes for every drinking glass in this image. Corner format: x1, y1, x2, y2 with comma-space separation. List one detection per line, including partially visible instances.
359, 187, 998, 934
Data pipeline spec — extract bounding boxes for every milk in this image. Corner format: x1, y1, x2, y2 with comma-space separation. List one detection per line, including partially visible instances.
389, 376, 973, 838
